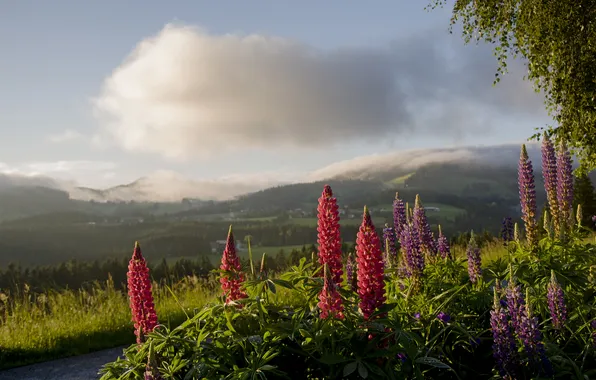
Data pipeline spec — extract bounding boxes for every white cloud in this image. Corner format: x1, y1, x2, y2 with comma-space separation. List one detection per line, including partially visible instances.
47, 129, 84, 143
92, 23, 548, 161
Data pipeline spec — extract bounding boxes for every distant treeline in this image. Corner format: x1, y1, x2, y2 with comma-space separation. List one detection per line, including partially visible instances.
0, 231, 507, 294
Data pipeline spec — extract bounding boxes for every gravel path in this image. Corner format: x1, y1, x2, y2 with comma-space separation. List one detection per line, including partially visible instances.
0, 346, 126, 380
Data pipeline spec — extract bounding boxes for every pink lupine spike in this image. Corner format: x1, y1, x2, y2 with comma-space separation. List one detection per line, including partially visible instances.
127, 241, 158, 344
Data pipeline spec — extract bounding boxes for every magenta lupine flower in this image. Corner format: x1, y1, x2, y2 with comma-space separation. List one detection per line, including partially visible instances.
382, 223, 397, 263
399, 222, 425, 279
318, 264, 345, 320
220, 226, 248, 304
542, 133, 561, 235
437, 225, 451, 260
556, 141, 574, 231
393, 192, 407, 237
490, 289, 518, 378
413, 195, 438, 256
518, 144, 538, 248
356, 206, 386, 320
547, 271, 567, 330
127, 242, 159, 344
466, 234, 482, 284
316, 185, 343, 286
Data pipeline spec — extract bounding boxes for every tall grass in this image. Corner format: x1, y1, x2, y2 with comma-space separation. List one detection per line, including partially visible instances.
0, 275, 219, 369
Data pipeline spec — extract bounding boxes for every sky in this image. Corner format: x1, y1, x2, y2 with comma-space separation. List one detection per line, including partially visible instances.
0, 0, 552, 189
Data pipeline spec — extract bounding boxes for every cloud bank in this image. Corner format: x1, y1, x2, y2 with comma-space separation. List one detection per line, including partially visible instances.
93, 24, 548, 160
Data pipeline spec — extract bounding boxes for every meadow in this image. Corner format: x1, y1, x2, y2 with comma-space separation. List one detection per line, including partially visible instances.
1, 141, 596, 379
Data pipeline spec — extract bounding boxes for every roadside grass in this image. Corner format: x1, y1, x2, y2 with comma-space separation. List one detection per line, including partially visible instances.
0, 275, 219, 370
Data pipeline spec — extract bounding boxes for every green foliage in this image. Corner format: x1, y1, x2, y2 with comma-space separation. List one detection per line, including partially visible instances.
99, 231, 596, 379
428, 0, 596, 170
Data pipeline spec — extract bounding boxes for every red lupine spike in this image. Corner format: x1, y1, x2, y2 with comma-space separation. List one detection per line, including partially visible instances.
316, 185, 343, 286
220, 225, 248, 304
127, 241, 158, 344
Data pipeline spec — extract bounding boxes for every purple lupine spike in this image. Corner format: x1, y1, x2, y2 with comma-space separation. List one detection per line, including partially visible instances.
393, 193, 407, 237
345, 253, 355, 291
556, 140, 574, 232
506, 279, 525, 335
383, 223, 397, 262
413, 195, 438, 257
542, 133, 561, 235
518, 144, 538, 249
399, 222, 424, 279
547, 271, 567, 330
490, 288, 518, 378
466, 233, 482, 284
518, 289, 552, 375
500, 217, 514, 244
437, 225, 451, 259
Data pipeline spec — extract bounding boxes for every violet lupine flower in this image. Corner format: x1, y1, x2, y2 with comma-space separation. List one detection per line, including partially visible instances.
127, 242, 159, 344
437, 225, 451, 260
393, 192, 407, 237
506, 279, 526, 335
399, 222, 425, 279
490, 288, 518, 378
383, 223, 397, 263
316, 185, 343, 286
413, 195, 438, 257
500, 217, 514, 244
318, 264, 345, 320
541, 133, 561, 235
556, 141, 574, 231
547, 271, 567, 330
345, 253, 356, 291
220, 226, 248, 304
356, 206, 386, 320
518, 289, 552, 374
437, 312, 451, 323
518, 144, 538, 248
466, 234, 482, 284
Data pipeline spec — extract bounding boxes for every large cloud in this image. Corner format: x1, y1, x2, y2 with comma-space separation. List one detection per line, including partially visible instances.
93, 23, 548, 160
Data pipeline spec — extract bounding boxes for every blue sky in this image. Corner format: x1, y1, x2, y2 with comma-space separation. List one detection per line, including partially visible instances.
0, 0, 551, 188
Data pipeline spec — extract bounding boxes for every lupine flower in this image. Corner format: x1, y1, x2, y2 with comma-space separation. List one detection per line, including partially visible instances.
437, 312, 451, 323
356, 206, 386, 320
399, 222, 425, 279
556, 140, 574, 231
413, 312, 421, 320
591, 320, 596, 346
396, 353, 407, 363
345, 253, 356, 291
490, 288, 517, 378
127, 242, 159, 344
541, 133, 560, 235
382, 223, 397, 263
318, 264, 345, 320
518, 289, 552, 374
592, 215, 596, 224
506, 278, 525, 335
393, 192, 407, 237
547, 271, 567, 330
543, 209, 552, 237
518, 144, 538, 248
513, 223, 520, 242
501, 217, 514, 244
466, 233, 482, 284
220, 226, 248, 304
316, 185, 344, 286
437, 225, 451, 259
413, 195, 437, 256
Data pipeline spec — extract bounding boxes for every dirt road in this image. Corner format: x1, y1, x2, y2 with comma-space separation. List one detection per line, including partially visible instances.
0, 346, 126, 380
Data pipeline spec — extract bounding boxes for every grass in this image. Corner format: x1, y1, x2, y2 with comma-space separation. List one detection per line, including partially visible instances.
0, 275, 219, 370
